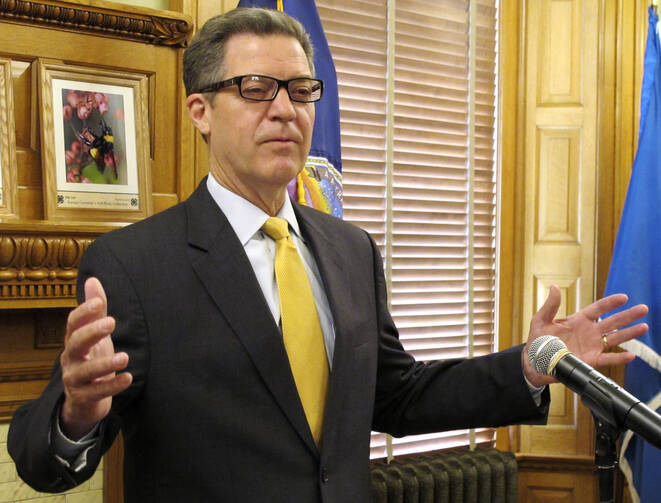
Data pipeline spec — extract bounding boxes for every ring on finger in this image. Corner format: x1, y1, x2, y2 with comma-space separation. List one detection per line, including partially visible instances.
601, 328, 618, 350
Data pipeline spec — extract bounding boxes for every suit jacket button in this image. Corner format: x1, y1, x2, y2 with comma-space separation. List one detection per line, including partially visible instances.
321, 467, 329, 483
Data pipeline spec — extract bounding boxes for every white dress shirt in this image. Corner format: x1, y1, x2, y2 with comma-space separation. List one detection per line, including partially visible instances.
205, 175, 336, 365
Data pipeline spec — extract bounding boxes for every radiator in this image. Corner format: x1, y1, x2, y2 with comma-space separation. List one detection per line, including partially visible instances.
370, 448, 517, 503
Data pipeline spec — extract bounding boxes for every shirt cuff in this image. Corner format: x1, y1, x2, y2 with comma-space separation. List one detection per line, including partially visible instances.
523, 374, 546, 407
51, 406, 100, 473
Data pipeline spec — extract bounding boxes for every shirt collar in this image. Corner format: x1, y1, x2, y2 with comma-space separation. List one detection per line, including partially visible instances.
206, 175, 302, 245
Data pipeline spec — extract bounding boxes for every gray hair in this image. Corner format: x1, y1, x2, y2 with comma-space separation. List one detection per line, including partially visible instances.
183, 8, 315, 98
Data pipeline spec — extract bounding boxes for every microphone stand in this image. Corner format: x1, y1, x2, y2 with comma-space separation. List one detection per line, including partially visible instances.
593, 414, 622, 503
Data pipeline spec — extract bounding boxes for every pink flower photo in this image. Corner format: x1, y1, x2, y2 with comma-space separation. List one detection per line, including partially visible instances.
60, 88, 128, 185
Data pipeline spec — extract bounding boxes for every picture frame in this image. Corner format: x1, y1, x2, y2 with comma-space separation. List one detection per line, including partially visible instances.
37, 60, 152, 222
0, 58, 18, 218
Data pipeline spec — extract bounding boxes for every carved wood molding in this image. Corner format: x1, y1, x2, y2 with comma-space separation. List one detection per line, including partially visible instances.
0, 231, 92, 302
0, 0, 193, 47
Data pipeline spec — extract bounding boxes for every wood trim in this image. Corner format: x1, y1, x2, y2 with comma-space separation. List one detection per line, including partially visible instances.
104, 434, 124, 503
518, 454, 599, 501
496, 0, 520, 353
0, 58, 18, 218
0, 225, 116, 307
496, 0, 524, 453
595, 0, 618, 300
516, 453, 597, 473
0, 363, 54, 383
0, 0, 193, 47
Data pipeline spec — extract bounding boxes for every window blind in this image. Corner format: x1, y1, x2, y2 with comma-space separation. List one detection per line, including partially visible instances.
317, 0, 499, 459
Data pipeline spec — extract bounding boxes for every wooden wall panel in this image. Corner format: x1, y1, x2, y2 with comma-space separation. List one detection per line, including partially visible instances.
538, 0, 582, 105
0, 308, 64, 421
519, 471, 596, 502
1, 25, 182, 211
498, 0, 610, 499
536, 128, 580, 242
517, 0, 598, 462
0, 2, 193, 314
499, 0, 650, 500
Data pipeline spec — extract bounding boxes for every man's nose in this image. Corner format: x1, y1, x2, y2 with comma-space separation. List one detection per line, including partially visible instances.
268, 86, 296, 120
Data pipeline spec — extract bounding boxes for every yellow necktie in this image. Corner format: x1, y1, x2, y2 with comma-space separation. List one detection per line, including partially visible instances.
261, 217, 329, 445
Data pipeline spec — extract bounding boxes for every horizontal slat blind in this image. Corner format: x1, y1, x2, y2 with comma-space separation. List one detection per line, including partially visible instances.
318, 0, 388, 244
317, 0, 498, 459
392, 0, 471, 368
473, 0, 498, 360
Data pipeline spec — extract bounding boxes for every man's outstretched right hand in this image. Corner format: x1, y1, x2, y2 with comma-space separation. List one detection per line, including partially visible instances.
59, 277, 132, 440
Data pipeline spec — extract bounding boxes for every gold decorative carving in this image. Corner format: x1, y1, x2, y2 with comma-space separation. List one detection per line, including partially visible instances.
0, 232, 92, 302
0, 0, 192, 47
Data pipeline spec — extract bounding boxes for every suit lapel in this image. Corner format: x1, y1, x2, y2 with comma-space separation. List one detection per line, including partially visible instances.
294, 205, 360, 451
185, 183, 318, 455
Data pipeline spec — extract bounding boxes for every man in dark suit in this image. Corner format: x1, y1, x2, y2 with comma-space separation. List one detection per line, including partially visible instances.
8, 7, 648, 502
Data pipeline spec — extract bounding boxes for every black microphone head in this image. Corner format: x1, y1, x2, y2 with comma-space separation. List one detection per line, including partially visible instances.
528, 335, 567, 376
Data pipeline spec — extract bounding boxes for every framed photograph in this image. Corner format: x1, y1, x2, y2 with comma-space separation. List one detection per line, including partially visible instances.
0, 58, 18, 218
38, 60, 152, 222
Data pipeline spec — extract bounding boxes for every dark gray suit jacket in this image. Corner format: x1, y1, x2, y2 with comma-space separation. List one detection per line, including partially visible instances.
9, 179, 548, 502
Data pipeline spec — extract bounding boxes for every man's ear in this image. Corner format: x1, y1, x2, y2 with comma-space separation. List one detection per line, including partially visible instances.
186, 93, 211, 137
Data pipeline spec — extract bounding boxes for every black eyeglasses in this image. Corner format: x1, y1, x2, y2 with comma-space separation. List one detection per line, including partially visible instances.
196, 74, 323, 103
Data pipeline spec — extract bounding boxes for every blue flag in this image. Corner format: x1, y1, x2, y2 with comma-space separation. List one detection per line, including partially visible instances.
604, 7, 661, 503
236, 0, 343, 217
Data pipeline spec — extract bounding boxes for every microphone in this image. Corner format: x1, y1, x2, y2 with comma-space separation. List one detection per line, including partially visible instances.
528, 335, 661, 450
